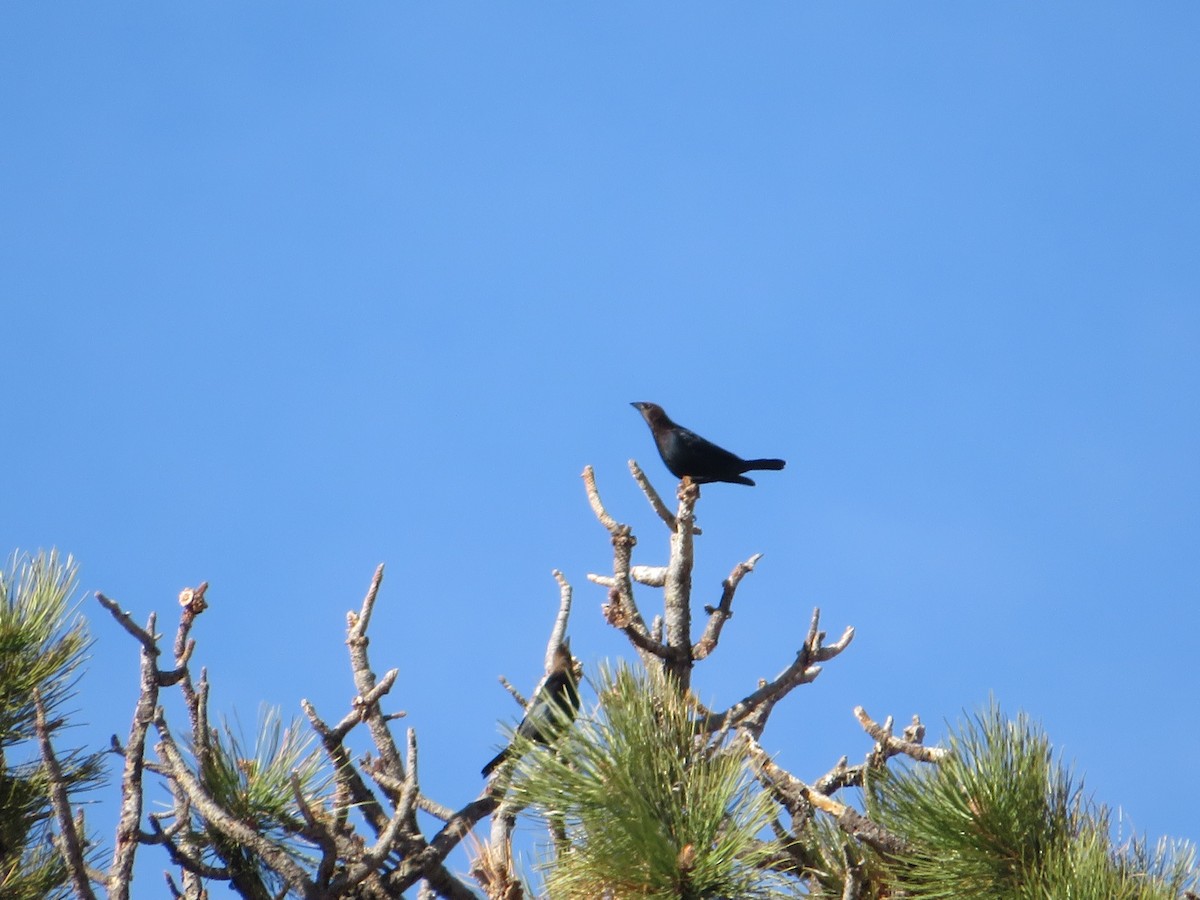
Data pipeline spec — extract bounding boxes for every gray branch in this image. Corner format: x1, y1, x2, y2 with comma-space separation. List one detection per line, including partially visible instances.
34, 690, 98, 900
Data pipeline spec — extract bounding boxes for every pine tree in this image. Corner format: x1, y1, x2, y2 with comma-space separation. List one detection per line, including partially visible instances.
863, 703, 1198, 900
0, 551, 103, 900
507, 662, 792, 899
11, 464, 1198, 898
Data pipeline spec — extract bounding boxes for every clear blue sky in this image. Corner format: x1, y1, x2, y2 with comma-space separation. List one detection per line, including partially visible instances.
3, 3, 1198, 894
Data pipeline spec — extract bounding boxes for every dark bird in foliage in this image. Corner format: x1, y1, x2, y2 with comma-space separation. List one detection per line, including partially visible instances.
631, 402, 786, 487
482, 640, 580, 777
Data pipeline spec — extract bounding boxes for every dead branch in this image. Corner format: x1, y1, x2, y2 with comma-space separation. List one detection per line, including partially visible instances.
347, 564, 407, 780
628, 458, 703, 535
856, 707, 948, 765
481, 597, 583, 891
662, 478, 699, 687
98, 597, 166, 900
96, 592, 161, 655
582, 463, 619, 533
742, 731, 911, 857
545, 569, 573, 670
153, 710, 315, 893
707, 607, 855, 735
583, 465, 661, 665
498, 675, 527, 708
630, 564, 667, 586
34, 689, 98, 900
302, 698, 389, 834
693, 552, 763, 660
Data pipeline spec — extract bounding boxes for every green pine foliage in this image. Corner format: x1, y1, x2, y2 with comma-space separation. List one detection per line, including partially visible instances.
192, 708, 327, 899
789, 813, 879, 899
508, 662, 798, 900
865, 702, 1198, 899
5, 550, 1195, 899
0, 550, 104, 900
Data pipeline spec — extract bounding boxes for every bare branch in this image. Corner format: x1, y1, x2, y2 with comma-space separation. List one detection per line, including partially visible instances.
34, 690, 98, 900
616, 620, 673, 661
814, 755, 863, 795
484, 800, 520, 900
693, 552, 762, 660
354, 668, 401, 717
152, 794, 206, 899
400, 729, 421, 822
491, 573, 580, 743
342, 792, 408, 883
545, 570, 573, 670
93, 565, 495, 898
841, 842, 865, 900
583, 466, 659, 663
302, 699, 388, 834
498, 676, 527, 708
628, 459, 701, 534
335, 732, 428, 892
147, 816, 231, 880
390, 794, 501, 895
831, 806, 910, 857
171, 584, 209, 733
346, 565, 407, 781
290, 772, 338, 886
154, 710, 315, 893
417, 795, 456, 822
856, 707, 948, 764
742, 731, 910, 857
418, 864, 484, 900
102, 602, 163, 900
662, 478, 699, 686
630, 565, 667, 587
815, 623, 856, 661
582, 465, 619, 533
707, 608, 855, 734
306, 696, 365, 744
350, 562, 385, 636
363, 758, 406, 796
96, 593, 160, 655
484, 647, 574, 888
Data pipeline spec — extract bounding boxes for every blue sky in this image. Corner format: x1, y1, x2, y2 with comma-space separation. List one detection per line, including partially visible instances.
3, 3, 1198, 893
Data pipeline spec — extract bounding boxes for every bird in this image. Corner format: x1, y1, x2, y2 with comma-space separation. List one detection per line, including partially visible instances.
482, 640, 580, 777
631, 402, 785, 487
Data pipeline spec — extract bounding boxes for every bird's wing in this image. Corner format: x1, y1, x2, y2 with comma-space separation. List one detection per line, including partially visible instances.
672, 426, 746, 469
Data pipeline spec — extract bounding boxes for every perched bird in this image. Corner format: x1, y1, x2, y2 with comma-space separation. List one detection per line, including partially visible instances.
482, 640, 580, 777
631, 401, 786, 487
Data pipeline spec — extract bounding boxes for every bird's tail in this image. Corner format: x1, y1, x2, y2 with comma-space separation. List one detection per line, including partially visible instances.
481, 748, 509, 778
743, 458, 786, 471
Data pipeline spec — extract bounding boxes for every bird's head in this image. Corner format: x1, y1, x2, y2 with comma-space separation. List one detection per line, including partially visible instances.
551, 639, 575, 675
630, 401, 668, 426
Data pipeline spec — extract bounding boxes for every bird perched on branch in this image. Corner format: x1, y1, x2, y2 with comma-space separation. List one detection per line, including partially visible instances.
482, 640, 580, 777
631, 401, 786, 487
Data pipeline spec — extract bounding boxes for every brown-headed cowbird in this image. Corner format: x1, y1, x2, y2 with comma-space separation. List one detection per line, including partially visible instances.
482, 640, 580, 777
631, 401, 785, 486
